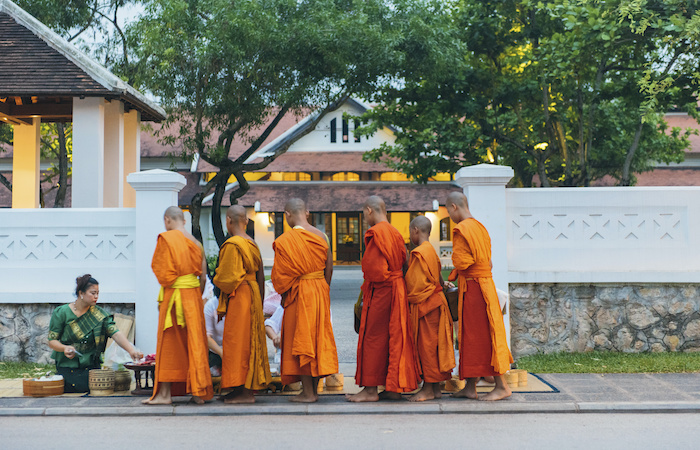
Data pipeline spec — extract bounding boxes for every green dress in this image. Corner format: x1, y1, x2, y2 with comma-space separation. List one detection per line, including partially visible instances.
48, 304, 119, 393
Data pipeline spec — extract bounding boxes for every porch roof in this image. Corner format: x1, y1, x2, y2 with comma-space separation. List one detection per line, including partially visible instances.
0, 0, 165, 123
197, 181, 463, 212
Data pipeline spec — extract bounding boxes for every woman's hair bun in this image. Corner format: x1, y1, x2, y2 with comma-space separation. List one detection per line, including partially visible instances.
75, 274, 99, 297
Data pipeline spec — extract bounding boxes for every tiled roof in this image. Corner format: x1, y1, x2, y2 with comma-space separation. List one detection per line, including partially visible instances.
197, 181, 462, 212
248, 151, 394, 173
0, 13, 111, 97
664, 114, 700, 153
593, 168, 700, 187
0, 1, 165, 121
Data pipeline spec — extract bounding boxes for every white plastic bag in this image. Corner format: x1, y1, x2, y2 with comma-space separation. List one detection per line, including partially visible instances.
103, 342, 132, 369
496, 288, 509, 314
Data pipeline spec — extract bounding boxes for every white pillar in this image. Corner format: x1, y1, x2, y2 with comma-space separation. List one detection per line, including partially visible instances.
127, 169, 186, 354
72, 97, 105, 207
11, 117, 41, 208
455, 164, 514, 345
123, 110, 141, 208
103, 101, 125, 207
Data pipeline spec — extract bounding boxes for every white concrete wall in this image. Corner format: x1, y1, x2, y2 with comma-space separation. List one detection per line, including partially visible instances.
506, 186, 700, 283
0, 208, 136, 303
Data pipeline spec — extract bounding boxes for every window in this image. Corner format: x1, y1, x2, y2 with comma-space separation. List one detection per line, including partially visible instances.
330, 172, 360, 181
354, 120, 361, 142
274, 212, 284, 239
342, 119, 349, 143
379, 172, 410, 181
440, 217, 451, 241
330, 118, 337, 143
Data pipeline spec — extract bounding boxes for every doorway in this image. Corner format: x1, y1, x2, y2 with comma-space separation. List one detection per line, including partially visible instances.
336, 212, 362, 262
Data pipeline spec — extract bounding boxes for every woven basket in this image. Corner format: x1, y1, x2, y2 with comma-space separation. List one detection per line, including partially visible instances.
89, 368, 115, 396
23, 378, 64, 397
324, 373, 344, 391
114, 369, 132, 392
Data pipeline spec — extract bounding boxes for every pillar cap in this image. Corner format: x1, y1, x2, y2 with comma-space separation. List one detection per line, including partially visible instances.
127, 169, 186, 192
455, 164, 514, 187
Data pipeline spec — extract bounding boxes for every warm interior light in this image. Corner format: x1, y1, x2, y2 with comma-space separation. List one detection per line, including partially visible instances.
257, 212, 270, 227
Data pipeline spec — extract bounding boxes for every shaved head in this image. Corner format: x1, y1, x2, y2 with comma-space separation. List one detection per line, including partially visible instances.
410, 215, 432, 235
447, 191, 469, 208
164, 206, 184, 222
284, 198, 307, 216
364, 195, 386, 215
226, 205, 247, 224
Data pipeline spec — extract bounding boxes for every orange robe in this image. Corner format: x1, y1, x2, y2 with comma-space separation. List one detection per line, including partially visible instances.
406, 242, 455, 383
449, 218, 513, 378
213, 236, 271, 390
272, 228, 338, 385
150, 230, 213, 401
356, 221, 420, 392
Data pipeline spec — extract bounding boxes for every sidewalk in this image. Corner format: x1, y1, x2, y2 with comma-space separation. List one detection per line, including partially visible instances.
2, 373, 700, 416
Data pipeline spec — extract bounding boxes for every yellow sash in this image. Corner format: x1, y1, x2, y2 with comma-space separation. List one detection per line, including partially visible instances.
158, 274, 200, 330
300, 270, 324, 280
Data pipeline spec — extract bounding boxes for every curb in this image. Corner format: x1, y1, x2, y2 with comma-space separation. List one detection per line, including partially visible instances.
3, 401, 700, 416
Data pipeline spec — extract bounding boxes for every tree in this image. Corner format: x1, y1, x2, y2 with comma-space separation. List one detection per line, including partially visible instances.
130, 0, 434, 246
357, 0, 698, 187
39, 123, 72, 208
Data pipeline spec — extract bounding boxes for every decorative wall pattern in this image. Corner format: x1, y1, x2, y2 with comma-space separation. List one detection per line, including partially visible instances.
0, 233, 134, 261
510, 210, 685, 243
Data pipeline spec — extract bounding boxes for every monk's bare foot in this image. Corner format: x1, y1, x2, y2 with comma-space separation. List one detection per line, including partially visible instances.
289, 392, 318, 403
433, 383, 443, 399
378, 391, 403, 401
452, 381, 478, 399
346, 388, 379, 402
142, 395, 171, 405
409, 386, 435, 402
479, 385, 512, 402
224, 389, 255, 404
190, 396, 205, 405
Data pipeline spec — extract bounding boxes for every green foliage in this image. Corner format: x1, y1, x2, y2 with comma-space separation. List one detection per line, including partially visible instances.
129, 0, 436, 245
518, 351, 700, 373
0, 361, 54, 379
357, 0, 699, 187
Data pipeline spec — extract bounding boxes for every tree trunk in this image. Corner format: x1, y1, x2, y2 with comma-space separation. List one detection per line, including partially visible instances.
621, 120, 644, 186
190, 192, 205, 244
0, 173, 11, 192
537, 156, 550, 187
54, 122, 68, 208
211, 173, 230, 247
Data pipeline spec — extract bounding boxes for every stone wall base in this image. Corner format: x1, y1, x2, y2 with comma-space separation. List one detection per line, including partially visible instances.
0, 303, 134, 364
510, 284, 700, 358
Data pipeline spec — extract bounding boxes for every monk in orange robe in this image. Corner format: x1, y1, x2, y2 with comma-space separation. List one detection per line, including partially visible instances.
347, 196, 421, 402
272, 198, 338, 403
213, 205, 271, 404
405, 216, 455, 402
144, 206, 213, 405
446, 192, 513, 401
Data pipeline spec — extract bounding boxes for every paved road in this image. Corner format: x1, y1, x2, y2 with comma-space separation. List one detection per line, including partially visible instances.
2, 413, 698, 449
328, 267, 362, 363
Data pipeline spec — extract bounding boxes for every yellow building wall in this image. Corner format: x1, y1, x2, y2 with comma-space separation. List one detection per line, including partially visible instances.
390, 212, 411, 245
